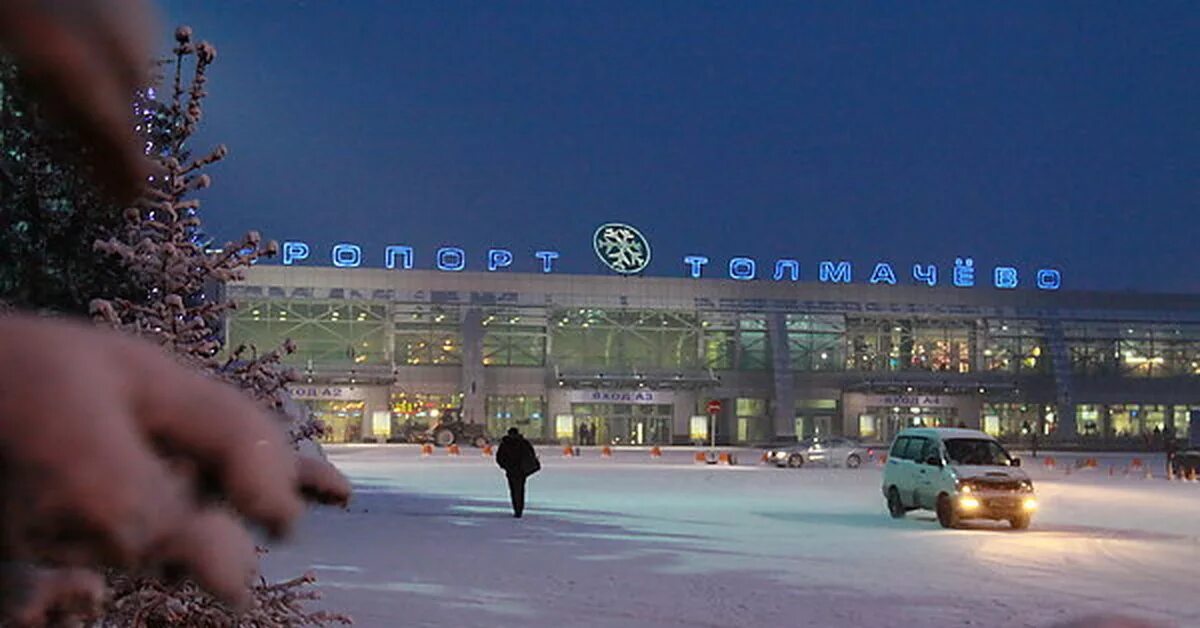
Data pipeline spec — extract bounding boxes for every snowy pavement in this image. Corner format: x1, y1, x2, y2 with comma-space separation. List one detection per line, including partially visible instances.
264, 446, 1200, 628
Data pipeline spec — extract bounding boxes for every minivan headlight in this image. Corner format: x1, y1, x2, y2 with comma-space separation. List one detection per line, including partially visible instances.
1019, 480, 1034, 492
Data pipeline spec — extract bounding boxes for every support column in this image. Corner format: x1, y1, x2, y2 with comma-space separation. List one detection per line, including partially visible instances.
460, 308, 486, 425
767, 312, 794, 438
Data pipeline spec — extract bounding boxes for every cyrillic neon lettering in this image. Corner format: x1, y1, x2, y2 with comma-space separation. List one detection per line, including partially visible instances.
436, 247, 466, 272
728, 257, 756, 280
953, 257, 975, 287
281, 241, 310, 265
331, 243, 362, 268
819, 261, 852, 283
994, 266, 1018, 289
869, 262, 897, 285
683, 255, 709, 278
773, 259, 800, 281
487, 248, 513, 271
912, 264, 937, 287
1036, 269, 1061, 290
384, 245, 414, 270
534, 250, 559, 273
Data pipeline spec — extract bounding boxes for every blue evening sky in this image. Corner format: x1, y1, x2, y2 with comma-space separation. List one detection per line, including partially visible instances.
161, 1, 1197, 292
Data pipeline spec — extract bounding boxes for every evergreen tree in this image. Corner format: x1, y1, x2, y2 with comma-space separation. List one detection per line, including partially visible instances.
0, 59, 139, 312
4, 24, 343, 626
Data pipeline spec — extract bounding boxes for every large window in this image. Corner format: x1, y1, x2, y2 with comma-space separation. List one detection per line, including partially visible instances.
735, 397, 770, 443
1109, 404, 1167, 439
302, 399, 365, 444
550, 309, 700, 370
846, 317, 972, 373
229, 301, 389, 367
982, 320, 1045, 373
482, 310, 546, 366
737, 317, 771, 370
1066, 322, 1200, 377
1174, 407, 1197, 440
394, 305, 461, 365
787, 314, 844, 372
486, 395, 546, 439
982, 403, 1042, 439
701, 312, 736, 369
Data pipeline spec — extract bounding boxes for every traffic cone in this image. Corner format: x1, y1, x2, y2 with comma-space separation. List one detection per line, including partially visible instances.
650, 446, 662, 458
482, 444, 494, 456
447, 444, 461, 456
601, 446, 613, 458
421, 443, 433, 457
562, 445, 574, 457
694, 451, 706, 464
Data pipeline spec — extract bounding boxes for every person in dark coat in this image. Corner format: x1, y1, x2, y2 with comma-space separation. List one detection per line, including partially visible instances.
495, 427, 540, 517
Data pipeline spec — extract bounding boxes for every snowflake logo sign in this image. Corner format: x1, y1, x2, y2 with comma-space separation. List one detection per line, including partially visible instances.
593, 222, 652, 275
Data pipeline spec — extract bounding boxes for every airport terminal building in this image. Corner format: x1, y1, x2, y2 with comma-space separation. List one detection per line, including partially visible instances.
225, 230, 1200, 448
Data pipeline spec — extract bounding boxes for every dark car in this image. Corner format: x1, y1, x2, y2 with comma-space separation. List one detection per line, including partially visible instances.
1171, 448, 1200, 478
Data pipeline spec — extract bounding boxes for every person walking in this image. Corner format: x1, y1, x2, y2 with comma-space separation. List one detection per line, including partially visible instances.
1164, 426, 1177, 479
496, 427, 540, 518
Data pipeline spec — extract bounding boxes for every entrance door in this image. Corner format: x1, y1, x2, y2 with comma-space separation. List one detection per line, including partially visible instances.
569, 403, 672, 445
873, 406, 959, 443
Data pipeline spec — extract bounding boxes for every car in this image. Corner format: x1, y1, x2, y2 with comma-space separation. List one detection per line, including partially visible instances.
765, 437, 866, 469
881, 427, 1037, 529
1170, 447, 1200, 478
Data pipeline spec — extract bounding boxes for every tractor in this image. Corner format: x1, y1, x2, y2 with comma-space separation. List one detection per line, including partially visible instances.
396, 408, 490, 448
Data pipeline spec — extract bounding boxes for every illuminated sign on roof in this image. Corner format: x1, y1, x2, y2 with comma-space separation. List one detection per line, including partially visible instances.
592, 222, 651, 275
277, 224, 1061, 291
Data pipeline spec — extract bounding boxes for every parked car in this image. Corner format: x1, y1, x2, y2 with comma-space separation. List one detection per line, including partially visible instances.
1170, 448, 1200, 478
881, 427, 1037, 529
765, 437, 866, 469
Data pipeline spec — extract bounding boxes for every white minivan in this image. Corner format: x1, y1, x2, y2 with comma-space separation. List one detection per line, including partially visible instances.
881, 427, 1037, 529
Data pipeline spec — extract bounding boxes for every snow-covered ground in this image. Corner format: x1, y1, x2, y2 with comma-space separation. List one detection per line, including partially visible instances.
264, 446, 1200, 628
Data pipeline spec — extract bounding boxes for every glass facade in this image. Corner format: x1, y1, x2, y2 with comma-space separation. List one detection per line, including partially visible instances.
795, 398, 838, 438
550, 309, 700, 370
1066, 323, 1200, 377
486, 395, 546, 438
737, 318, 771, 371
568, 403, 671, 445
845, 317, 972, 373
982, 321, 1046, 373
229, 301, 389, 366
735, 397, 770, 444
1077, 404, 1180, 442
482, 310, 546, 366
394, 305, 461, 365
787, 315, 843, 371
981, 403, 1043, 439
700, 312, 735, 369
226, 284, 1200, 448
304, 399, 365, 444
226, 301, 1200, 382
